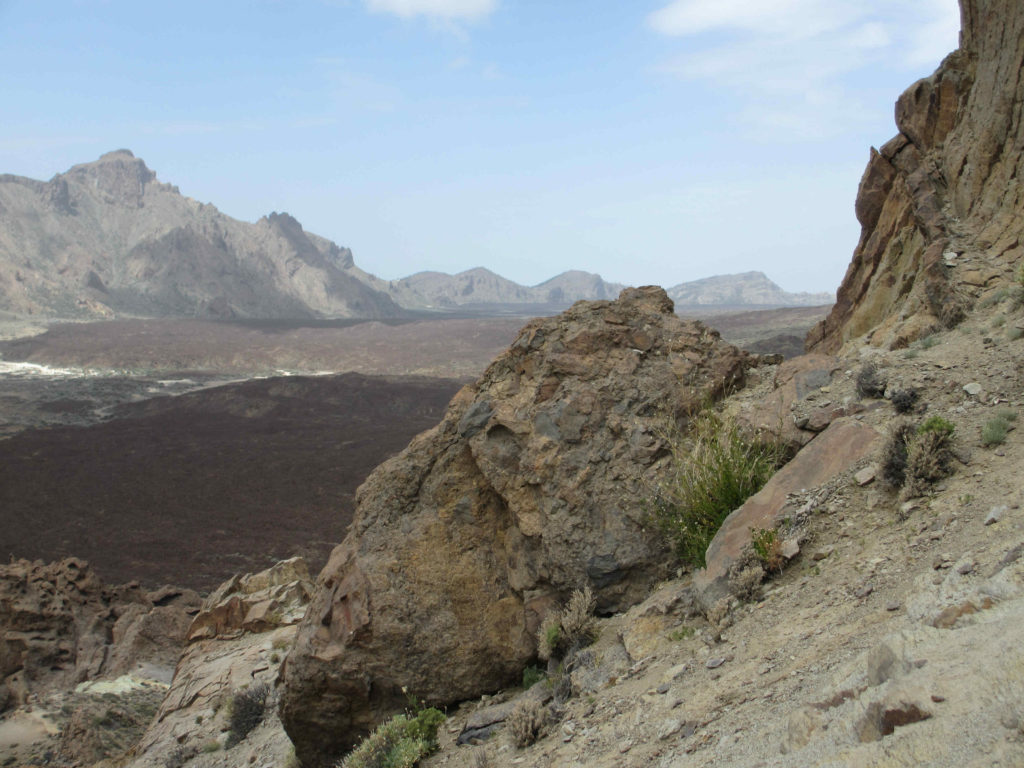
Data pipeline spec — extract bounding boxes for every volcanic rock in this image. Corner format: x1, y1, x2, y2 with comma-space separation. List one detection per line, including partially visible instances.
280, 286, 750, 766
808, 0, 1024, 351
0, 558, 199, 711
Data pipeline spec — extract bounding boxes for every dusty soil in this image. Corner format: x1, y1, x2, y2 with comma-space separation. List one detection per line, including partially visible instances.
0, 372, 461, 590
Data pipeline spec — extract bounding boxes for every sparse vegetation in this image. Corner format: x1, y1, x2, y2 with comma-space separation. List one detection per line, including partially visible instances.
1009, 327, 1024, 341
881, 418, 956, 497
647, 409, 785, 568
890, 388, 919, 414
751, 527, 784, 572
537, 586, 597, 662
201, 740, 221, 753
337, 706, 445, 768
982, 416, 1011, 446
668, 626, 695, 641
226, 682, 269, 748
522, 665, 545, 689
507, 698, 547, 748
164, 745, 196, 768
856, 362, 887, 398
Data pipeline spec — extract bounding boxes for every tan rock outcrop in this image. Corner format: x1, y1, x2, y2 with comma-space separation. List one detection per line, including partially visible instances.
808, 0, 1024, 352
0, 558, 199, 710
126, 558, 314, 767
280, 286, 751, 766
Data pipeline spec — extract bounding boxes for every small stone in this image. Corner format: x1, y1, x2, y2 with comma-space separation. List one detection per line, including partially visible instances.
855, 584, 874, 599
658, 718, 683, 740
985, 505, 1007, 525
812, 547, 833, 561
931, 694, 946, 703
781, 538, 800, 560
656, 683, 671, 694
619, 740, 634, 754
854, 466, 876, 486
956, 561, 974, 575
901, 500, 922, 516
964, 382, 983, 396
886, 601, 901, 612
995, 448, 1006, 457
664, 664, 688, 682
706, 657, 727, 669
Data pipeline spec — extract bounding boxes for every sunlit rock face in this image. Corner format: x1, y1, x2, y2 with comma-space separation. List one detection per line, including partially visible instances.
808, 0, 1024, 352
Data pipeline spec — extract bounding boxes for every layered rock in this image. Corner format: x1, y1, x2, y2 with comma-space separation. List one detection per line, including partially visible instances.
0, 558, 199, 712
808, 0, 1024, 351
280, 286, 751, 766
126, 558, 314, 767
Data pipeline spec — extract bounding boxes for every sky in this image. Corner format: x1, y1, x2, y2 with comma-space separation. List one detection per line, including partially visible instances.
0, 0, 960, 294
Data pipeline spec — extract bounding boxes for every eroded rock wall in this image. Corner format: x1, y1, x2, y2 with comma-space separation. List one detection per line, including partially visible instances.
808, 0, 1024, 351
280, 286, 751, 766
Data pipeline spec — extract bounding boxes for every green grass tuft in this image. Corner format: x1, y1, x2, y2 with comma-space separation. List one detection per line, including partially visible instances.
647, 409, 785, 568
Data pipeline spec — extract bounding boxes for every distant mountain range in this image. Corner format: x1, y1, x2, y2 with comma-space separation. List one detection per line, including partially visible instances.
0, 151, 832, 320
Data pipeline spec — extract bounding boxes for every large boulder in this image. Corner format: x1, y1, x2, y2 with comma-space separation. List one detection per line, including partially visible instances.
808, 0, 1024, 352
280, 286, 751, 766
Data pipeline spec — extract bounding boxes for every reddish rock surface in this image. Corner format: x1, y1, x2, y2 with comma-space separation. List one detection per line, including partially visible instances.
693, 419, 881, 610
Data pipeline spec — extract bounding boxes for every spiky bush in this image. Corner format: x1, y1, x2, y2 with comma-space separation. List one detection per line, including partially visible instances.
537, 586, 596, 662
890, 388, 919, 414
507, 699, 546, 748
648, 409, 784, 568
881, 417, 955, 498
226, 683, 269, 748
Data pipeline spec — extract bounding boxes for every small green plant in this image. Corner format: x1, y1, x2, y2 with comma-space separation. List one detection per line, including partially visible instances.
750, 527, 784, 572
667, 626, 694, 641
272, 637, 290, 650
913, 335, 940, 350
270, 652, 281, 664
982, 416, 1011, 446
647, 409, 785, 568
996, 408, 1018, 422
918, 416, 955, 437
993, 315, 1007, 328
338, 706, 445, 768
522, 665, 545, 690
202, 740, 222, 753
1008, 327, 1024, 341
226, 682, 269, 748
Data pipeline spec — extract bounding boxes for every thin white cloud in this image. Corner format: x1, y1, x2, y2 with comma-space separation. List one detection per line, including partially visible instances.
648, 0, 961, 139
364, 0, 496, 21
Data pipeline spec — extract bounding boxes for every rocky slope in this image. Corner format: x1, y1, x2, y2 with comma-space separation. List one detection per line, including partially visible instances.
0, 150, 403, 320
279, 286, 751, 767
668, 271, 832, 309
808, 0, 1024, 352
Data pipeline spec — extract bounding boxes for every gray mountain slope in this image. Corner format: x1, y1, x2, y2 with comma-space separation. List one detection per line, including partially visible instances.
0, 150, 403, 320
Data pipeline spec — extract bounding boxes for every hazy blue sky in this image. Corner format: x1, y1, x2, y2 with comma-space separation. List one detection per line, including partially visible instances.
0, 0, 959, 293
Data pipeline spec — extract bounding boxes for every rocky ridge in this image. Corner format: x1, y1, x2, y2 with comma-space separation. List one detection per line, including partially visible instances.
0, 150, 403, 320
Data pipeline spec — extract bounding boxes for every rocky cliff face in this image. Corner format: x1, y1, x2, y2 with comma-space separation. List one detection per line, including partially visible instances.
808, 0, 1024, 351
0, 150, 403, 320
279, 286, 751, 766
0, 558, 199, 713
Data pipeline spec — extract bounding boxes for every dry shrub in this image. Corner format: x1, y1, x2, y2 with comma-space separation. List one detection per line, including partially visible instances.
507, 699, 546, 748
881, 417, 955, 498
890, 388, 919, 414
537, 586, 596, 662
226, 683, 269, 748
